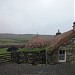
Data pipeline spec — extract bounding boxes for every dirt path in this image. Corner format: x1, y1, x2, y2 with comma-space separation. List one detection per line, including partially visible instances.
0, 63, 75, 75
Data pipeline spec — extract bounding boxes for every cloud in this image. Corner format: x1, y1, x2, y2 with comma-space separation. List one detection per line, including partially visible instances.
0, 0, 74, 34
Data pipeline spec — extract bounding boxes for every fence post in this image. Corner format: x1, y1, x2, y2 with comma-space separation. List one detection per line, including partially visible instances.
46, 50, 47, 64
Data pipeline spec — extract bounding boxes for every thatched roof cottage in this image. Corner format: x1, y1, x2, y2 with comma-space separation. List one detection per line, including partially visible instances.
25, 34, 47, 48
46, 22, 75, 64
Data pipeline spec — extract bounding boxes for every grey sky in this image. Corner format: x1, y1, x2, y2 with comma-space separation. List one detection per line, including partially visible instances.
0, 0, 74, 35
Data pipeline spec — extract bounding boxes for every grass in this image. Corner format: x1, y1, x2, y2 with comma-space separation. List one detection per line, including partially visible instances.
19, 48, 45, 52
0, 45, 51, 54
19, 45, 51, 52
0, 48, 44, 54
0, 38, 28, 45
0, 48, 9, 54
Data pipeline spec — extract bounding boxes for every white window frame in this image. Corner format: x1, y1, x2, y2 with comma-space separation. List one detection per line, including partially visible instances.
58, 50, 66, 62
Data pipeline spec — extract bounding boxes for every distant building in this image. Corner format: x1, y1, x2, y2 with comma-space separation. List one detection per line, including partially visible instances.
25, 34, 47, 48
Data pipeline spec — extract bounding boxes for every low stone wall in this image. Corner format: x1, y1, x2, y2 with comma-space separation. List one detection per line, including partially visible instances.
11, 50, 46, 64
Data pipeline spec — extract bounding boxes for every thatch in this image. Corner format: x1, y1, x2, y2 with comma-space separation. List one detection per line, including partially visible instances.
49, 30, 75, 52
46, 35, 55, 45
25, 34, 46, 48
26, 29, 75, 52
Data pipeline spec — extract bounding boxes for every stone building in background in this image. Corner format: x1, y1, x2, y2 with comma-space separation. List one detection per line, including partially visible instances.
25, 34, 47, 48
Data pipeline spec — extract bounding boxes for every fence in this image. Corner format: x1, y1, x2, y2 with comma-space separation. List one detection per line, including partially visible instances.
0, 50, 46, 64
0, 53, 11, 63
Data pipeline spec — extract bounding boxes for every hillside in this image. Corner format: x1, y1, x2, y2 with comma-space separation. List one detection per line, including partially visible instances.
0, 34, 51, 40
0, 34, 54, 45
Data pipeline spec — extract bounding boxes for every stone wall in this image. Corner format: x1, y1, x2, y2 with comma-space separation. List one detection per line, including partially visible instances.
46, 50, 58, 64
52, 36, 75, 64
46, 35, 75, 64
11, 50, 46, 64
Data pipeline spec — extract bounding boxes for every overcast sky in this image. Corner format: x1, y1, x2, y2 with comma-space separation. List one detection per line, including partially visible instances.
0, 0, 74, 35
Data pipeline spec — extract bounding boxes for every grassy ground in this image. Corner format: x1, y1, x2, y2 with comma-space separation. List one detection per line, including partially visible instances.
19, 48, 45, 52
0, 38, 28, 46
19, 46, 50, 52
0, 48, 8, 54
0, 45, 51, 54
0, 47, 45, 54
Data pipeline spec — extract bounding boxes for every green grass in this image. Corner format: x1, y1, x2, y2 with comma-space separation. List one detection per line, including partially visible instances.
0, 48, 9, 54
0, 48, 44, 54
19, 48, 44, 52
0, 45, 51, 54
0, 38, 28, 45
19, 45, 51, 52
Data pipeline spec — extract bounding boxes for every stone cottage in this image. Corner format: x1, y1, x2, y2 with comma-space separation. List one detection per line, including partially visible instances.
47, 22, 75, 64
10, 22, 75, 64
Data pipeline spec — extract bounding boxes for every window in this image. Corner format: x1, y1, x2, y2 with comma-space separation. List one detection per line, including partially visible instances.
59, 50, 66, 62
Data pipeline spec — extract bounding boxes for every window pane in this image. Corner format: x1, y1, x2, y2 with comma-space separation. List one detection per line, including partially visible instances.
59, 55, 62, 60
62, 54, 65, 60
59, 50, 65, 60
62, 51, 65, 54
59, 51, 62, 54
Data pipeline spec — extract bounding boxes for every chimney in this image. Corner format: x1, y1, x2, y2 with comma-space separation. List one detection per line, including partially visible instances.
56, 29, 61, 36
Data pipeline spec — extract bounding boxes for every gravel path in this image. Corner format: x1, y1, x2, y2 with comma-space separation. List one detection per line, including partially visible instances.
0, 63, 75, 75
